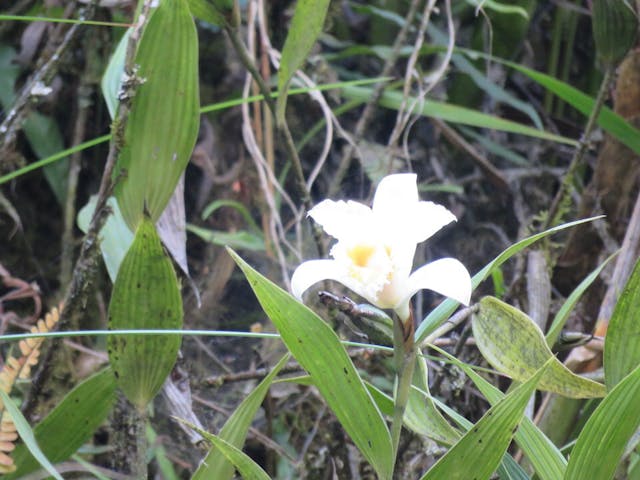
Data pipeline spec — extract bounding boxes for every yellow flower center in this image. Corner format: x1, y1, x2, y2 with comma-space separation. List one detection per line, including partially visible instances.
347, 244, 376, 267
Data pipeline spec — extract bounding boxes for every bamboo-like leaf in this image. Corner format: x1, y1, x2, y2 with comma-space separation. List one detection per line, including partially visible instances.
182, 421, 271, 480
6, 368, 117, 479
416, 216, 603, 343
0, 391, 62, 480
229, 249, 394, 480
432, 347, 567, 480
108, 218, 183, 409
342, 85, 577, 146
420, 361, 549, 480
473, 297, 606, 398
605, 257, 640, 389
101, 28, 129, 119
115, 0, 200, 230
565, 363, 640, 479
192, 354, 289, 480
276, 0, 330, 125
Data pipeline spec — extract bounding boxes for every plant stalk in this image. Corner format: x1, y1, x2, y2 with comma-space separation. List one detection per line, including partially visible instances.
545, 66, 613, 229
390, 310, 416, 462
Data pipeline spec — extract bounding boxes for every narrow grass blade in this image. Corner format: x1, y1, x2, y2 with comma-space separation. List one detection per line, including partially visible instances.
342, 85, 577, 146
0, 390, 62, 480
546, 251, 617, 346
192, 354, 289, 480
229, 249, 394, 480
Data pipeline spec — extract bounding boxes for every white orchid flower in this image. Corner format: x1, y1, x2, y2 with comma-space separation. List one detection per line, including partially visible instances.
291, 173, 472, 321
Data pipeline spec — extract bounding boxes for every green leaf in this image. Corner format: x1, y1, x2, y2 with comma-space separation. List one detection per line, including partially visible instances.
546, 251, 617, 347
192, 354, 289, 480
5, 368, 117, 479
276, 0, 330, 124
495, 58, 640, 155
341, 85, 577, 146
107, 218, 183, 409
416, 216, 603, 343
229, 249, 394, 480
0, 391, 62, 480
185, 422, 271, 480
187, 0, 225, 26
420, 361, 549, 480
565, 363, 640, 479
605, 257, 640, 389
473, 297, 606, 398
404, 356, 460, 445
187, 224, 264, 251
115, 0, 200, 229
77, 196, 134, 282
433, 347, 567, 480
101, 29, 129, 119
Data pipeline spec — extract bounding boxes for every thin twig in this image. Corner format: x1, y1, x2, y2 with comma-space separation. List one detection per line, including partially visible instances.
328, 0, 423, 197
545, 67, 613, 229
0, 3, 98, 161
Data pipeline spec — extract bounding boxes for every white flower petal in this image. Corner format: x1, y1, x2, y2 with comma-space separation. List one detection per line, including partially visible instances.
404, 258, 472, 306
372, 173, 419, 213
308, 199, 373, 240
409, 201, 457, 243
290, 259, 380, 304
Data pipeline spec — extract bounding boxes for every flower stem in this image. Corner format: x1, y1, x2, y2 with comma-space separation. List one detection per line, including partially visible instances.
391, 311, 416, 462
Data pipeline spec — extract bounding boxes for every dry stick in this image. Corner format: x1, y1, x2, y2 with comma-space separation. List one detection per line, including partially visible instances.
0, 2, 98, 162
24, 0, 154, 456
328, 0, 423, 197
224, 22, 325, 256
545, 67, 613, 230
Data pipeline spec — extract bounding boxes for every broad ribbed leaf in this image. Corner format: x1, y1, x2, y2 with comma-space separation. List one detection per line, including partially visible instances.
5, 368, 117, 479
193, 354, 289, 480
566, 363, 640, 479
420, 361, 548, 480
108, 218, 183, 409
451, 357, 567, 480
605, 257, 640, 389
276, 0, 330, 124
229, 249, 394, 480
474, 297, 605, 398
115, 0, 200, 230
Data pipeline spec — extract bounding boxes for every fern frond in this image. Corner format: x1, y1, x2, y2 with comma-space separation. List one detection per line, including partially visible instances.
0, 304, 61, 475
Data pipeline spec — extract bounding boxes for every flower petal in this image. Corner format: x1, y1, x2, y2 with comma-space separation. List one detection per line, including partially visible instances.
291, 259, 380, 305
409, 201, 457, 243
308, 199, 373, 240
404, 258, 472, 306
372, 173, 419, 213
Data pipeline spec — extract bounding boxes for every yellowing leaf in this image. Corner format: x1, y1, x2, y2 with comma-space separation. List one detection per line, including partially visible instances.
473, 296, 605, 398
